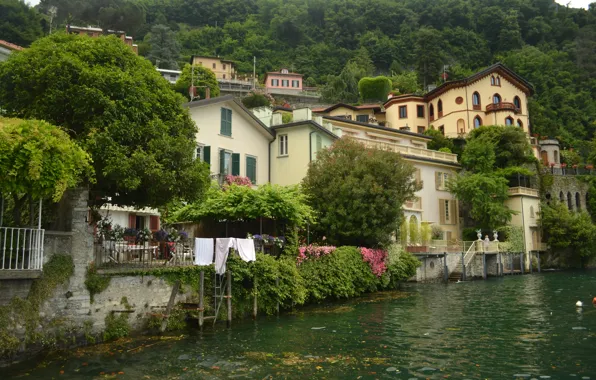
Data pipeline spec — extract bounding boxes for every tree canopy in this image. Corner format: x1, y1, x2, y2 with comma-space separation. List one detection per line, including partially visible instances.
147, 24, 180, 70
0, 0, 44, 46
302, 137, 420, 247
174, 64, 220, 101
0, 33, 210, 208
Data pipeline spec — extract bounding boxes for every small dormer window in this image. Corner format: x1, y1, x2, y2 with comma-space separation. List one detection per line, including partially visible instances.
281, 68, 289, 74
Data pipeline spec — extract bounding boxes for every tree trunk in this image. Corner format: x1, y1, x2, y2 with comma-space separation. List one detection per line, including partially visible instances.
12, 193, 26, 227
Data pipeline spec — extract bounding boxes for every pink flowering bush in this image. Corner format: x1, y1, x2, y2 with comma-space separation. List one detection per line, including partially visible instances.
224, 175, 253, 187
359, 247, 388, 277
297, 245, 337, 264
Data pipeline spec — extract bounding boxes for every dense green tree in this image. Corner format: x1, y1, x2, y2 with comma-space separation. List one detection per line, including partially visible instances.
302, 137, 421, 247
147, 24, 180, 69
358, 76, 392, 102
174, 64, 220, 101
0, 34, 210, 208
0, 117, 92, 225
414, 27, 444, 88
0, 0, 44, 46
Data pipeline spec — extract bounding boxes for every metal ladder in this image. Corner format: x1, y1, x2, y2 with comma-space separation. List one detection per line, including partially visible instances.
212, 268, 229, 325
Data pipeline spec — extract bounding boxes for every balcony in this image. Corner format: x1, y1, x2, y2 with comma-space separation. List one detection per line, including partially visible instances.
508, 187, 539, 197
486, 102, 520, 114
353, 137, 458, 163
404, 197, 422, 211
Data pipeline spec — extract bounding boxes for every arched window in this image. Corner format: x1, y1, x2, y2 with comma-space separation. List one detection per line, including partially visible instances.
496, 77, 501, 86
491, 76, 495, 85
493, 93, 502, 104
474, 116, 482, 128
514, 96, 521, 112
517, 119, 523, 128
576, 193, 581, 210
438, 99, 443, 117
540, 150, 548, 165
429, 104, 434, 119
457, 119, 465, 134
567, 192, 573, 210
530, 206, 535, 218
472, 92, 481, 108
505, 116, 514, 126
560, 191, 565, 202
554, 150, 559, 164
546, 192, 551, 205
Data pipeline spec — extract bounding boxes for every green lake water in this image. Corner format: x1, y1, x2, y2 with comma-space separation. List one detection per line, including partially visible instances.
6, 271, 596, 379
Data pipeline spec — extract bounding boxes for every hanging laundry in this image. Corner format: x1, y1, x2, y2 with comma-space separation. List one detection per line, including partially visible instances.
236, 238, 256, 262
215, 238, 237, 274
194, 238, 214, 266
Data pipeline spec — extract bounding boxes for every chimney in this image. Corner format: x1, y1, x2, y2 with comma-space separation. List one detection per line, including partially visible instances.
205, 87, 210, 99
292, 108, 312, 122
271, 113, 282, 126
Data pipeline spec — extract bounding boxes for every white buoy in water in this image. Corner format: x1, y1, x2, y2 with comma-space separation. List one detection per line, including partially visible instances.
576, 301, 583, 307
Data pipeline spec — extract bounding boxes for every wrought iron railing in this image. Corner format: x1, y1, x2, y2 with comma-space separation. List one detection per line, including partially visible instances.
94, 240, 193, 269
0, 227, 44, 270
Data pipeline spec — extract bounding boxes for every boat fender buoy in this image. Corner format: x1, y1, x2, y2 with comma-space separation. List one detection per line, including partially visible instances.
576, 301, 583, 307
593, 297, 596, 305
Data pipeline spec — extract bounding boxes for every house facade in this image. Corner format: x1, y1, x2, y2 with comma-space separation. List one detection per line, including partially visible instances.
66, 25, 138, 54
99, 205, 160, 232
264, 69, 303, 92
312, 103, 386, 125
185, 95, 274, 185
190, 56, 236, 80
157, 68, 181, 84
384, 63, 533, 137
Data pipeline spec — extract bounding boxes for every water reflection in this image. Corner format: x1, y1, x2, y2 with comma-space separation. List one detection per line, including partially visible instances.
5, 271, 596, 379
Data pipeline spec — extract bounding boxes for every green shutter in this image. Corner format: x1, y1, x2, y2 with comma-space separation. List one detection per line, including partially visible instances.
203, 146, 211, 166
232, 153, 240, 176
246, 156, 256, 184
220, 108, 232, 136
219, 149, 226, 174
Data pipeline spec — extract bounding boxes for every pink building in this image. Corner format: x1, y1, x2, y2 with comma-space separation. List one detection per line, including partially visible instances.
264, 68, 303, 91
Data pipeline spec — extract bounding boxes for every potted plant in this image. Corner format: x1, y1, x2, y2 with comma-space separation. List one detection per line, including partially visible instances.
123, 228, 137, 243
587, 164, 594, 170
561, 163, 567, 168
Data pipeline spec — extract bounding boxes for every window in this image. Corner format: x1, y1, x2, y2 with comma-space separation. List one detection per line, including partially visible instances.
315, 134, 322, 153
417, 126, 426, 134
149, 215, 159, 231
554, 150, 559, 163
439, 199, 456, 225
517, 119, 523, 128
505, 116, 513, 126
399, 106, 407, 119
279, 134, 288, 156
356, 115, 369, 123
438, 99, 443, 117
496, 77, 501, 86
198, 61, 203, 66
282, 79, 289, 87
514, 96, 521, 112
438, 125, 445, 135
135, 215, 145, 230
414, 168, 422, 187
493, 93, 501, 104
417, 105, 425, 118
530, 206, 535, 218
281, 68, 289, 74
223, 74, 226, 79
220, 108, 232, 136
491, 76, 495, 85
223, 63, 226, 70
474, 116, 482, 128
568, 192, 573, 210
429, 104, 434, 120
559, 191, 564, 202
292, 80, 300, 88
219, 149, 233, 175
212, 63, 216, 69
246, 156, 257, 184
435, 171, 450, 191
472, 92, 481, 109
576, 192, 581, 210
272, 79, 279, 86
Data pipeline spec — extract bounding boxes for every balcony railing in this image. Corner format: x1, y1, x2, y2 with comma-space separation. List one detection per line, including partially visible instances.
485, 102, 520, 114
0, 227, 44, 271
353, 137, 458, 163
404, 197, 422, 210
94, 240, 193, 270
508, 187, 539, 197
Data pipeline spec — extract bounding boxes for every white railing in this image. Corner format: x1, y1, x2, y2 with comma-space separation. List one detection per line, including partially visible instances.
508, 187, 539, 197
353, 137, 458, 163
0, 227, 45, 270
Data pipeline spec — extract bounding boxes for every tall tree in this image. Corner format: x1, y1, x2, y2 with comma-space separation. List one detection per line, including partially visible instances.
302, 137, 421, 247
0, 0, 44, 46
0, 34, 210, 208
414, 26, 444, 89
174, 64, 220, 101
147, 24, 180, 69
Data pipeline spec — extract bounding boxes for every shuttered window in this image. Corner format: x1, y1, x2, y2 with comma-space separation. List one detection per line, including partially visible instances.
149, 216, 159, 231
435, 171, 450, 190
219, 149, 232, 175
232, 153, 240, 176
246, 156, 257, 184
220, 108, 232, 136
439, 199, 457, 225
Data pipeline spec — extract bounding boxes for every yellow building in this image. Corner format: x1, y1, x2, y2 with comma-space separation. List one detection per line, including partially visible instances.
190, 55, 236, 80
312, 103, 386, 124
384, 63, 534, 137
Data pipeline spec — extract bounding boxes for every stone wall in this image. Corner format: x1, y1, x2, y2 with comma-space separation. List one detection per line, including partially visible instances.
547, 176, 590, 212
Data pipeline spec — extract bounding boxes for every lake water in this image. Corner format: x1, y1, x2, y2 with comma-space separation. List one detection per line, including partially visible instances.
6, 271, 596, 379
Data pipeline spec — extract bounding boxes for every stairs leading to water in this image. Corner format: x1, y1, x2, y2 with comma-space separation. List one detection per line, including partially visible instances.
448, 261, 463, 282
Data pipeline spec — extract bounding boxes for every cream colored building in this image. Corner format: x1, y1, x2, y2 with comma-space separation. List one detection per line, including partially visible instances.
312, 103, 386, 125
505, 187, 542, 265
190, 55, 236, 80
185, 95, 274, 185
99, 204, 160, 232
384, 63, 533, 138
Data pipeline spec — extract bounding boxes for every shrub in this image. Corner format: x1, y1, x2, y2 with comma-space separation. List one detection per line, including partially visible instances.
297, 245, 337, 264
359, 247, 387, 277
298, 246, 379, 302
85, 263, 111, 303
242, 93, 271, 108
358, 76, 392, 102
386, 244, 420, 288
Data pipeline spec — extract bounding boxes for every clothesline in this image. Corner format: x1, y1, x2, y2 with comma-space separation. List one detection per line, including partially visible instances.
194, 237, 257, 274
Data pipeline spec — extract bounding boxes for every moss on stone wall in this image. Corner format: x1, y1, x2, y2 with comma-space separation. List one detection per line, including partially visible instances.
0, 254, 74, 357
85, 263, 111, 303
